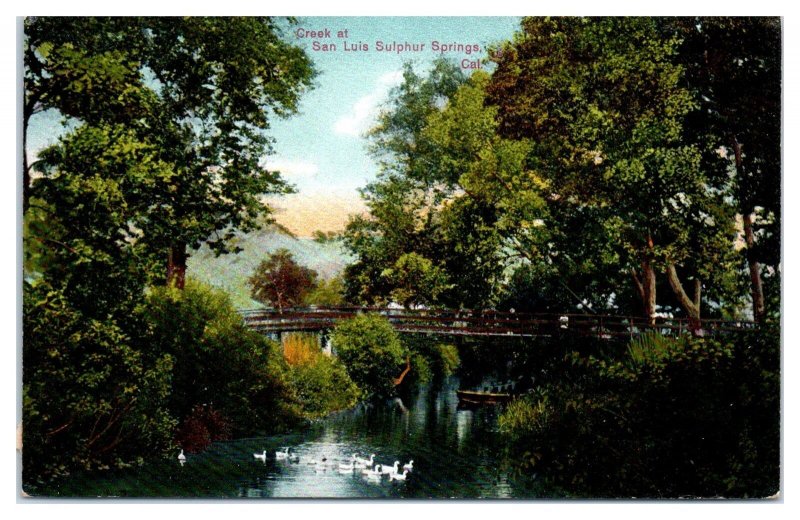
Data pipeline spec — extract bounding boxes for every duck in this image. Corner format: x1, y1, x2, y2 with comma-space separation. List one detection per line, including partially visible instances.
380, 461, 399, 475
339, 455, 356, 471
354, 453, 375, 469
362, 464, 379, 475
402, 460, 414, 472
390, 469, 410, 481
338, 460, 355, 472
366, 467, 383, 480
275, 447, 290, 460
177, 449, 187, 465
254, 450, 267, 462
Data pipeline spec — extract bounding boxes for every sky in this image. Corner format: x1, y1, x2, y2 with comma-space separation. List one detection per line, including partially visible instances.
27, 16, 523, 237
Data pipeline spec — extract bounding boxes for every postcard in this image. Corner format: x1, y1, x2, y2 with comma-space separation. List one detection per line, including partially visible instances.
20, 15, 781, 499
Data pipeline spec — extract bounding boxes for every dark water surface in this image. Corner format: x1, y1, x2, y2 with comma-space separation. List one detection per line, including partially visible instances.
40, 377, 546, 498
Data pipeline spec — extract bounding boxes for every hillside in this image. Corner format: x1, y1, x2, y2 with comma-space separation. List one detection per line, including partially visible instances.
187, 226, 353, 309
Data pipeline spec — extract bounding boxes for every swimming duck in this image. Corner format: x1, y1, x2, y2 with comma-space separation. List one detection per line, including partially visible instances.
390, 469, 410, 481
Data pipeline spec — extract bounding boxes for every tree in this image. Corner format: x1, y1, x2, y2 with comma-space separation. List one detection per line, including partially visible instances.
330, 314, 408, 398
22, 17, 316, 484
486, 17, 739, 322
23, 277, 176, 485
248, 249, 318, 312
343, 60, 512, 309
665, 17, 781, 322
380, 252, 451, 309
24, 17, 316, 288
304, 275, 346, 307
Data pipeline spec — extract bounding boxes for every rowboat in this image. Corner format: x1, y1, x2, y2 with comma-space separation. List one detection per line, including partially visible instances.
456, 389, 514, 406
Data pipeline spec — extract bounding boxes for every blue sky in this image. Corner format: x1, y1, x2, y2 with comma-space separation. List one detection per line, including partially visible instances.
27, 16, 523, 236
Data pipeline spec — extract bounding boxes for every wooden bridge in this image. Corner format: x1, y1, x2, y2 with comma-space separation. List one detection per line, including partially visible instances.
241, 307, 757, 339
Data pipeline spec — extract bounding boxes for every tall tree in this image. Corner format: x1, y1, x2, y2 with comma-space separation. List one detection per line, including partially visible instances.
486, 17, 738, 322
666, 17, 781, 322
24, 17, 316, 288
342, 60, 476, 307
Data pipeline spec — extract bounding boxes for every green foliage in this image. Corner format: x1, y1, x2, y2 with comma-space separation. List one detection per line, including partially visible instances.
343, 59, 499, 308
288, 354, 361, 419
248, 248, 318, 311
436, 344, 461, 376
498, 389, 552, 442
312, 230, 340, 244
381, 252, 451, 308
624, 331, 687, 370
24, 17, 316, 282
304, 276, 346, 307
409, 353, 433, 386
487, 17, 743, 319
330, 314, 409, 398
499, 330, 779, 497
139, 280, 304, 437
393, 337, 461, 389
23, 279, 176, 486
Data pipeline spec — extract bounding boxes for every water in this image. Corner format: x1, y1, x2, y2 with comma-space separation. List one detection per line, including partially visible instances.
38, 377, 545, 498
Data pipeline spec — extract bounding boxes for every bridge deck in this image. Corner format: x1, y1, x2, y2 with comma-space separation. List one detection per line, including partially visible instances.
241, 307, 756, 338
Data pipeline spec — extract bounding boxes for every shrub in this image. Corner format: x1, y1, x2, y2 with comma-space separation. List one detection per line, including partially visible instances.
175, 404, 232, 453
330, 314, 408, 398
139, 280, 304, 437
23, 279, 176, 486
436, 343, 461, 376
499, 330, 780, 498
288, 354, 360, 418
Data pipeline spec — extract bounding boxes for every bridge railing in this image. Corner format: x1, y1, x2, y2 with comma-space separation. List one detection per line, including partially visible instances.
239, 307, 757, 338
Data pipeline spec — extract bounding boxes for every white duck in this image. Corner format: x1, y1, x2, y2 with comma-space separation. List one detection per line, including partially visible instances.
354, 453, 375, 469
380, 461, 400, 475
402, 460, 414, 472
275, 447, 290, 460
177, 449, 187, 465
254, 450, 267, 462
339, 455, 356, 471
390, 469, 410, 481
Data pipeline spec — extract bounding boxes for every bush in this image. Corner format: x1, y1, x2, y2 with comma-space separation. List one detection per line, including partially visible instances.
288, 354, 360, 418
175, 404, 232, 453
499, 330, 780, 498
139, 280, 304, 437
436, 343, 461, 376
399, 337, 462, 385
330, 314, 408, 398
23, 279, 176, 486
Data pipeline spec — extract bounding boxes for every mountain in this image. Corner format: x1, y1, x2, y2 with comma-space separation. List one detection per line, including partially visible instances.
187, 226, 353, 309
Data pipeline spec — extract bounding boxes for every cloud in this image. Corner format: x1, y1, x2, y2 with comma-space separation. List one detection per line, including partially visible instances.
262, 158, 320, 180
333, 70, 404, 137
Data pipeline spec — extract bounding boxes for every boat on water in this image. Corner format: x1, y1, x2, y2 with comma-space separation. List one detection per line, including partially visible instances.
456, 389, 514, 406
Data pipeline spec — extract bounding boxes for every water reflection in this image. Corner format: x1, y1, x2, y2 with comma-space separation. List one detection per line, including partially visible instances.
41, 376, 542, 498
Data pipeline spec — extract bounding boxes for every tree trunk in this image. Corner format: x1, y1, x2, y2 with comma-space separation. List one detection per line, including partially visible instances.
166, 242, 188, 289
732, 138, 766, 322
633, 259, 657, 325
742, 211, 766, 322
666, 262, 702, 332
